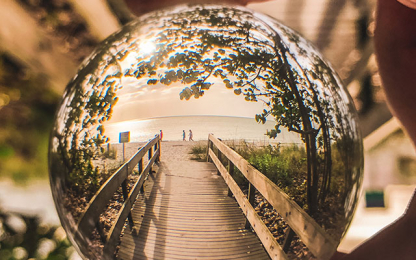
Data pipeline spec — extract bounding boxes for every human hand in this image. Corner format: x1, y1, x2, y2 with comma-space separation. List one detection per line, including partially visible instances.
398, 0, 416, 9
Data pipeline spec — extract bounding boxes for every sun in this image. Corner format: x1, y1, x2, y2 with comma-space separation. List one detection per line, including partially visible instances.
139, 40, 156, 55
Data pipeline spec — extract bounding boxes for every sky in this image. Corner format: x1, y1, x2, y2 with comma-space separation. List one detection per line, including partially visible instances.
104, 38, 270, 124
101, 0, 358, 127
108, 76, 268, 123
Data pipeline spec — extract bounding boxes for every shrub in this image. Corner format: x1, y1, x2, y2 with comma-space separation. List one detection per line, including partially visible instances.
231, 143, 307, 204
189, 143, 207, 161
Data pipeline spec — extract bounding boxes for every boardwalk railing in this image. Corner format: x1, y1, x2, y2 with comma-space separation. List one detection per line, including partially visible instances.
207, 134, 337, 260
73, 135, 161, 259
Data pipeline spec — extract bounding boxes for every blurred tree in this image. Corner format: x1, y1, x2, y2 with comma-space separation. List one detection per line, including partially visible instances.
0, 210, 74, 259
0, 54, 60, 182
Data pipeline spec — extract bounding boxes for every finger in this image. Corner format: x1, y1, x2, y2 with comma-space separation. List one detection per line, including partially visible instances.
398, 0, 416, 9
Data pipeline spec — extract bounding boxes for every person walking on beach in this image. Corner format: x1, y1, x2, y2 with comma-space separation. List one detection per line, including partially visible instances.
123, 0, 416, 258
189, 130, 194, 141
160, 130, 163, 141
182, 130, 186, 141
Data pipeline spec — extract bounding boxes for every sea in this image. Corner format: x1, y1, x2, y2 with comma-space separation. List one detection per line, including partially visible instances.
104, 115, 302, 145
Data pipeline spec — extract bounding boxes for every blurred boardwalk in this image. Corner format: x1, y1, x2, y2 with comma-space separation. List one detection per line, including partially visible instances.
117, 142, 269, 260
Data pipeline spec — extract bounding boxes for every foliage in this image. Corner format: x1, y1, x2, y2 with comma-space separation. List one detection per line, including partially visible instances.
51, 48, 122, 195
0, 211, 75, 260
101, 145, 117, 160
232, 143, 309, 207
0, 54, 60, 183
189, 143, 207, 161
17, 0, 97, 63
0, 0, 99, 185
225, 141, 357, 238
121, 6, 362, 213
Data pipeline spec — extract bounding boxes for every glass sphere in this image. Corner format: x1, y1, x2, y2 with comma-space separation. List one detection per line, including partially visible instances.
49, 4, 363, 260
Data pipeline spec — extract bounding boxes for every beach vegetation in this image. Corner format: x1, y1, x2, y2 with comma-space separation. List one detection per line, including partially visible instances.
202, 138, 361, 238
101, 145, 117, 160
189, 143, 207, 161
50, 54, 121, 197
227, 142, 308, 207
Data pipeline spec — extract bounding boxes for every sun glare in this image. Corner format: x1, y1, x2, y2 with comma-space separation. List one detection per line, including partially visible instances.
140, 40, 156, 55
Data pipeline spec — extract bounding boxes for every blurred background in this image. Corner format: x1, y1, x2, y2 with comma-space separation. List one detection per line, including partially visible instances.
1, 0, 415, 259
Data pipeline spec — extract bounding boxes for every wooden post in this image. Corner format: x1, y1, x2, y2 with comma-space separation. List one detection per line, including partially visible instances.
122, 143, 125, 162
282, 228, 296, 253
122, 165, 129, 198
121, 179, 129, 200
206, 139, 212, 162
95, 221, 107, 244
148, 147, 153, 173
217, 149, 222, 176
138, 158, 143, 174
156, 138, 161, 163
227, 160, 234, 197
245, 183, 256, 229
138, 158, 144, 193
121, 178, 134, 228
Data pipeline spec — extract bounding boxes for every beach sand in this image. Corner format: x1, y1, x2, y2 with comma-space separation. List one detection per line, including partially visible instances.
99, 140, 207, 171
159, 140, 206, 162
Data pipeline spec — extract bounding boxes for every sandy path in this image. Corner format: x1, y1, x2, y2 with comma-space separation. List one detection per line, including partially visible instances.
103, 140, 206, 166
159, 140, 205, 162
118, 139, 269, 260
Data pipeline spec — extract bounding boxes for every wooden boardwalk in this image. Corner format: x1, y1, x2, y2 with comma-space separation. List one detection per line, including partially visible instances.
117, 142, 269, 260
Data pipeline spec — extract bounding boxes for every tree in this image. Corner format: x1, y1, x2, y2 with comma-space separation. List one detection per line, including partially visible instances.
50, 45, 121, 195
121, 5, 353, 214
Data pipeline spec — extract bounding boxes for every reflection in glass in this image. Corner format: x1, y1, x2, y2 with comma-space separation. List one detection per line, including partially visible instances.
49, 4, 363, 259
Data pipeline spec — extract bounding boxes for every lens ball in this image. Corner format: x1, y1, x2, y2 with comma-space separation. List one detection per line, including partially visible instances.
49, 4, 363, 259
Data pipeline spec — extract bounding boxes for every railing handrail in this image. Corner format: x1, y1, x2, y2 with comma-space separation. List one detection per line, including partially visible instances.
207, 134, 337, 260
73, 135, 161, 259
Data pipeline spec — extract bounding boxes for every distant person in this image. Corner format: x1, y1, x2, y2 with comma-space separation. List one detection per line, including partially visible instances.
182, 130, 186, 141
122, 1, 416, 259
159, 130, 163, 141
189, 129, 194, 141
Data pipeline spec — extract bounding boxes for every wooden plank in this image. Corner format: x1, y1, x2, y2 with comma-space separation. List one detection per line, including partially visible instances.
103, 147, 160, 258
119, 239, 268, 257
118, 142, 269, 260
209, 149, 288, 260
103, 170, 147, 258
76, 164, 128, 238
118, 244, 268, 260
120, 231, 262, 244
127, 137, 159, 171
209, 134, 337, 259
75, 137, 159, 250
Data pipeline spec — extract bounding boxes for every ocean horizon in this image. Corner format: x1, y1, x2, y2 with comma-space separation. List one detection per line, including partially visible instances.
104, 115, 302, 145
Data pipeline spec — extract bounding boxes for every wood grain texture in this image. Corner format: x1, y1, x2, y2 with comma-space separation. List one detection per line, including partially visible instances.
209, 148, 288, 260
73, 136, 159, 257
208, 134, 337, 259
117, 142, 269, 260
104, 148, 160, 257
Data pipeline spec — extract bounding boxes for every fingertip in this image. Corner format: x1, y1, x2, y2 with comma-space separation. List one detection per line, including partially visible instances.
397, 0, 416, 10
